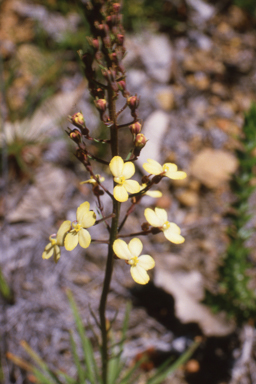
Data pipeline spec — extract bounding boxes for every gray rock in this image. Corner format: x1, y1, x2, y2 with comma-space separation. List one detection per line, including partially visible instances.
140, 34, 173, 83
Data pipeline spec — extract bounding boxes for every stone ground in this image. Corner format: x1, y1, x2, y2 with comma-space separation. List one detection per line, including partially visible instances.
1, 0, 256, 383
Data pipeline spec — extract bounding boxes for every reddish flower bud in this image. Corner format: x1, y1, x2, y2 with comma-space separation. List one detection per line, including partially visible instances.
92, 38, 99, 50
116, 34, 124, 45
103, 36, 111, 48
134, 133, 147, 148
127, 95, 140, 110
70, 129, 82, 144
113, 3, 121, 13
109, 52, 118, 63
141, 222, 150, 231
72, 112, 85, 127
129, 121, 142, 135
117, 80, 126, 91
94, 99, 107, 112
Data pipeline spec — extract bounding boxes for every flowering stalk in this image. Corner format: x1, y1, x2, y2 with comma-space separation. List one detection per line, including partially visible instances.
41, 1, 187, 383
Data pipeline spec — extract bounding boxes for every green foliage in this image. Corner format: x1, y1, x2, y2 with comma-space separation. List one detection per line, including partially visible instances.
122, 0, 186, 32
233, 0, 256, 17
12, 291, 199, 384
0, 268, 14, 304
205, 103, 256, 324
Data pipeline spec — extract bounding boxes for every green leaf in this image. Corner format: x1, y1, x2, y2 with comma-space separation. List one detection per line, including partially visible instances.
146, 341, 200, 384
66, 289, 100, 384
69, 331, 86, 383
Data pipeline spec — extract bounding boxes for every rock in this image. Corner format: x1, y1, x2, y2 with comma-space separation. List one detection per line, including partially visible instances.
7, 164, 69, 222
156, 88, 175, 111
176, 190, 199, 207
186, 0, 215, 21
137, 110, 170, 168
140, 34, 173, 83
190, 148, 238, 188
154, 259, 235, 336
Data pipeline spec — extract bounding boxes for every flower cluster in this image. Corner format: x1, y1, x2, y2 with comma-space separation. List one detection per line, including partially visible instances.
42, 202, 96, 262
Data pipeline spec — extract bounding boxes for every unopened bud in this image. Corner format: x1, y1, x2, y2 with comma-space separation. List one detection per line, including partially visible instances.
70, 112, 89, 135
116, 34, 124, 45
129, 121, 142, 135
103, 36, 111, 48
113, 3, 121, 13
134, 133, 147, 148
141, 222, 150, 231
70, 129, 82, 144
72, 112, 85, 127
127, 95, 139, 110
94, 99, 107, 112
92, 38, 99, 50
134, 133, 147, 157
117, 80, 126, 92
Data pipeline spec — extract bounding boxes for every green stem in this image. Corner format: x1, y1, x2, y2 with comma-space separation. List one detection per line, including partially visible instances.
99, 86, 120, 384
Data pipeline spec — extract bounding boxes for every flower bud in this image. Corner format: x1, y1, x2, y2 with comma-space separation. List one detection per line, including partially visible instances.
127, 95, 139, 110
103, 36, 111, 48
134, 133, 147, 157
70, 129, 82, 144
94, 99, 107, 112
71, 112, 85, 127
70, 112, 89, 136
116, 34, 124, 45
129, 121, 142, 135
117, 79, 126, 91
141, 222, 150, 231
134, 133, 147, 148
113, 3, 121, 13
92, 38, 99, 50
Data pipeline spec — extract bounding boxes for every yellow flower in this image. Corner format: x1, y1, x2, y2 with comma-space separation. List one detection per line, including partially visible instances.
42, 220, 71, 263
80, 174, 105, 185
109, 156, 140, 202
113, 238, 155, 285
64, 202, 96, 251
143, 159, 187, 180
140, 183, 162, 198
144, 207, 185, 244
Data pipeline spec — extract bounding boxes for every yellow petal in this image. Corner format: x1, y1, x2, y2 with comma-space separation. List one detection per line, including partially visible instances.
113, 239, 132, 260
168, 222, 181, 234
130, 265, 150, 285
164, 227, 185, 244
42, 243, 54, 259
163, 163, 177, 172
53, 245, 61, 263
143, 159, 163, 175
78, 229, 91, 248
155, 208, 167, 224
65, 231, 79, 251
138, 255, 155, 270
56, 220, 71, 246
144, 208, 162, 227
77, 202, 90, 223
113, 185, 128, 202
122, 161, 135, 179
166, 171, 187, 180
123, 180, 140, 194
128, 238, 143, 257
109, 156, 124, 177
145, 190, 162, 198
80, 210, 96, 228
